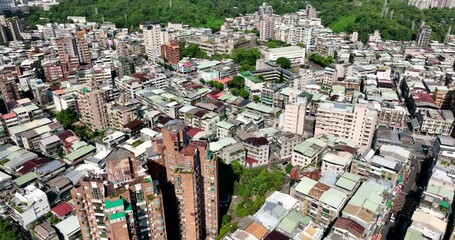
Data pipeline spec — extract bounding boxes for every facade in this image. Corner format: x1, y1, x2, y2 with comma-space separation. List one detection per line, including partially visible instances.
283, 100, 307, 136
161, 121, 219, 239
378, 103, 408, 129
144, 24, 168, 60
71, 148, 167, 240
160, 40, 181, 65
315, 101, 378, 149
272, 131, 302, 160
260, 15, 275, 41
243, 137, 270, 166
77, 88, 108, 131
416, 109, 454, 135
261, 46, 306, 64
321, 150, 354, 175
417, 24, 432, 48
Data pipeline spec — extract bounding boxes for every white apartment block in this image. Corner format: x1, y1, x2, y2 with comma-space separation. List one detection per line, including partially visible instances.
315, 101, 378, 149
409, 0, 455, 9
261, 46, 306, 64
283, 100, 307, 136
143, 24, 169, 60
9, 185, 50, 230
260, 15, 275, 41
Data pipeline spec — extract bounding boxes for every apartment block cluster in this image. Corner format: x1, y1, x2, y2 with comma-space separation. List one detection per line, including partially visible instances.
0, 2, 455, 240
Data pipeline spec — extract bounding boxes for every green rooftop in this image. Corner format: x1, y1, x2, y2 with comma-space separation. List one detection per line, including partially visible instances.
105, 198, 124, 209
404, 228, 425, 240
294, 177, 317, 195
293, 137, 328, 158
13, 172, 38, 186
64, 145, 96, 163
347, 180, 387, 213
216, 121, 234, 130
426, 185, 454, 200
277, 210, 308, 235
320, 188, 347, 208
109, 211, 126, 221
240, 71, 263, 84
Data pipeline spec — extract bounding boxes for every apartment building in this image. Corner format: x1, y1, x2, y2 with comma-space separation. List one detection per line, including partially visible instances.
377, 102, 408, 129
160, 40, 181, 65
315, 101, 378, 149
161, 121, 219, 239
416, 109, 454, 136
72, 148, 167, 240
291, 136, 328, 167
107, 99, 140, 131
260, 15, 275, 41
143, 24, 169, 60
76, 88, 108, 131
0, 68, 20, 104
283, 100, 307, 136
291, 176, 349, 228
39, 135, 61, 157
8, 185, 50, 230
220, 142, 246, 165
272, 131, 302, 160
243, 137, 270, 166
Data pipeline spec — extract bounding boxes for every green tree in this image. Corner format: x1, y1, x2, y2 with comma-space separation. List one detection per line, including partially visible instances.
276, 57, 291, 69
209, 81, 224, 90
0, 218, 21, 240
55, 109, 79, 129
239, 89, 250, 99
182, 43, 207, 59
231, 48, 260, 71
253, 95, 260, 102
285, 163, 293, 174
230, 88, 239, 96
227, 76, 245, 89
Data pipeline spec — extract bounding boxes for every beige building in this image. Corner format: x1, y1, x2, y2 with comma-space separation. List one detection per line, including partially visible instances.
291, 135, 328, 167
77, 88, 108, 131
315, 101, 378, 149
143, 24, 169, 60
416, 109, 454, 136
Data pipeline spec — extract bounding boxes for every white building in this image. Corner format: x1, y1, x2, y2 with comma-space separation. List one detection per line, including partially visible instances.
243, 137, 270, 166
143, 24, 169, 60
321, 151, 354, 175
261, 46, 306, 64
283, 100, 307, 136
315, 101, 378, 149
9, 185, 50, 230
291, 136, 328, 167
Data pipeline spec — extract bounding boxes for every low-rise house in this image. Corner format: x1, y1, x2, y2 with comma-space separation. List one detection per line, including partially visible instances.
407, 208, 448, 240
7, 185, 50, 230
220, 142, 246, 165
243, 136, 270, 166
63, 142, 96, 165
272, 131, 302, 160
0, 170, 12, 190
39, 135, 62, 157
291, 176, 349, 228
321, 150, 354, 175
36, 160, 65, 181
34, 222, 58, 240
55, 215, 81, 240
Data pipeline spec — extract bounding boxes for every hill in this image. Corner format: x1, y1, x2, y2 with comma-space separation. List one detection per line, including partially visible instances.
24, 0, 455, 42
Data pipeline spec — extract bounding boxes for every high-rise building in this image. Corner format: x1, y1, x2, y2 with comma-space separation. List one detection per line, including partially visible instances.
417, 23, 432, 48
161, 121, 219, 239
76, 88, 108, 131
144, 24, 169, 61
315, 101, 378, 149
0, 69, 20, 105
72, 148, 167, 240
260, 15, 275, 41
75, 30, 92, 64
160, 40, 181, 65
283, 100, 307, 136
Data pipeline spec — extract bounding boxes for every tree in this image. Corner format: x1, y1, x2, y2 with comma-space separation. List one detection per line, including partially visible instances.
276, 57, 291, 69
230, 88, 239, 96
253, 95, 260, 102
209, 81, 224, 90
231, 48, 260, 71
239, 89, 250, 99
182, 43, 207, 59
285, 163, 293, 174
308, 54, 334, 67
0, 218, 21, 240
227, 76, 245, 89
55, 109, 79, 129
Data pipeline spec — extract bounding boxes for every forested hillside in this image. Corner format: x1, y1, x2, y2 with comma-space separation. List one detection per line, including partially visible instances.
24, 0, 455, 42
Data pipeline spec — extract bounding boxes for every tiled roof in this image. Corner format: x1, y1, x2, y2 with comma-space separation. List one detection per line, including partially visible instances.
333, 217, 365, 239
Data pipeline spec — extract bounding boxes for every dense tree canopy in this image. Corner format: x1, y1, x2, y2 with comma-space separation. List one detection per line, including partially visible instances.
0, 219, 21, 240
55, 108, 79, 129
20, 0, 455, 43
230, 48, 260, 71
276, 57, 291, 69
308, 53, 334, 68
